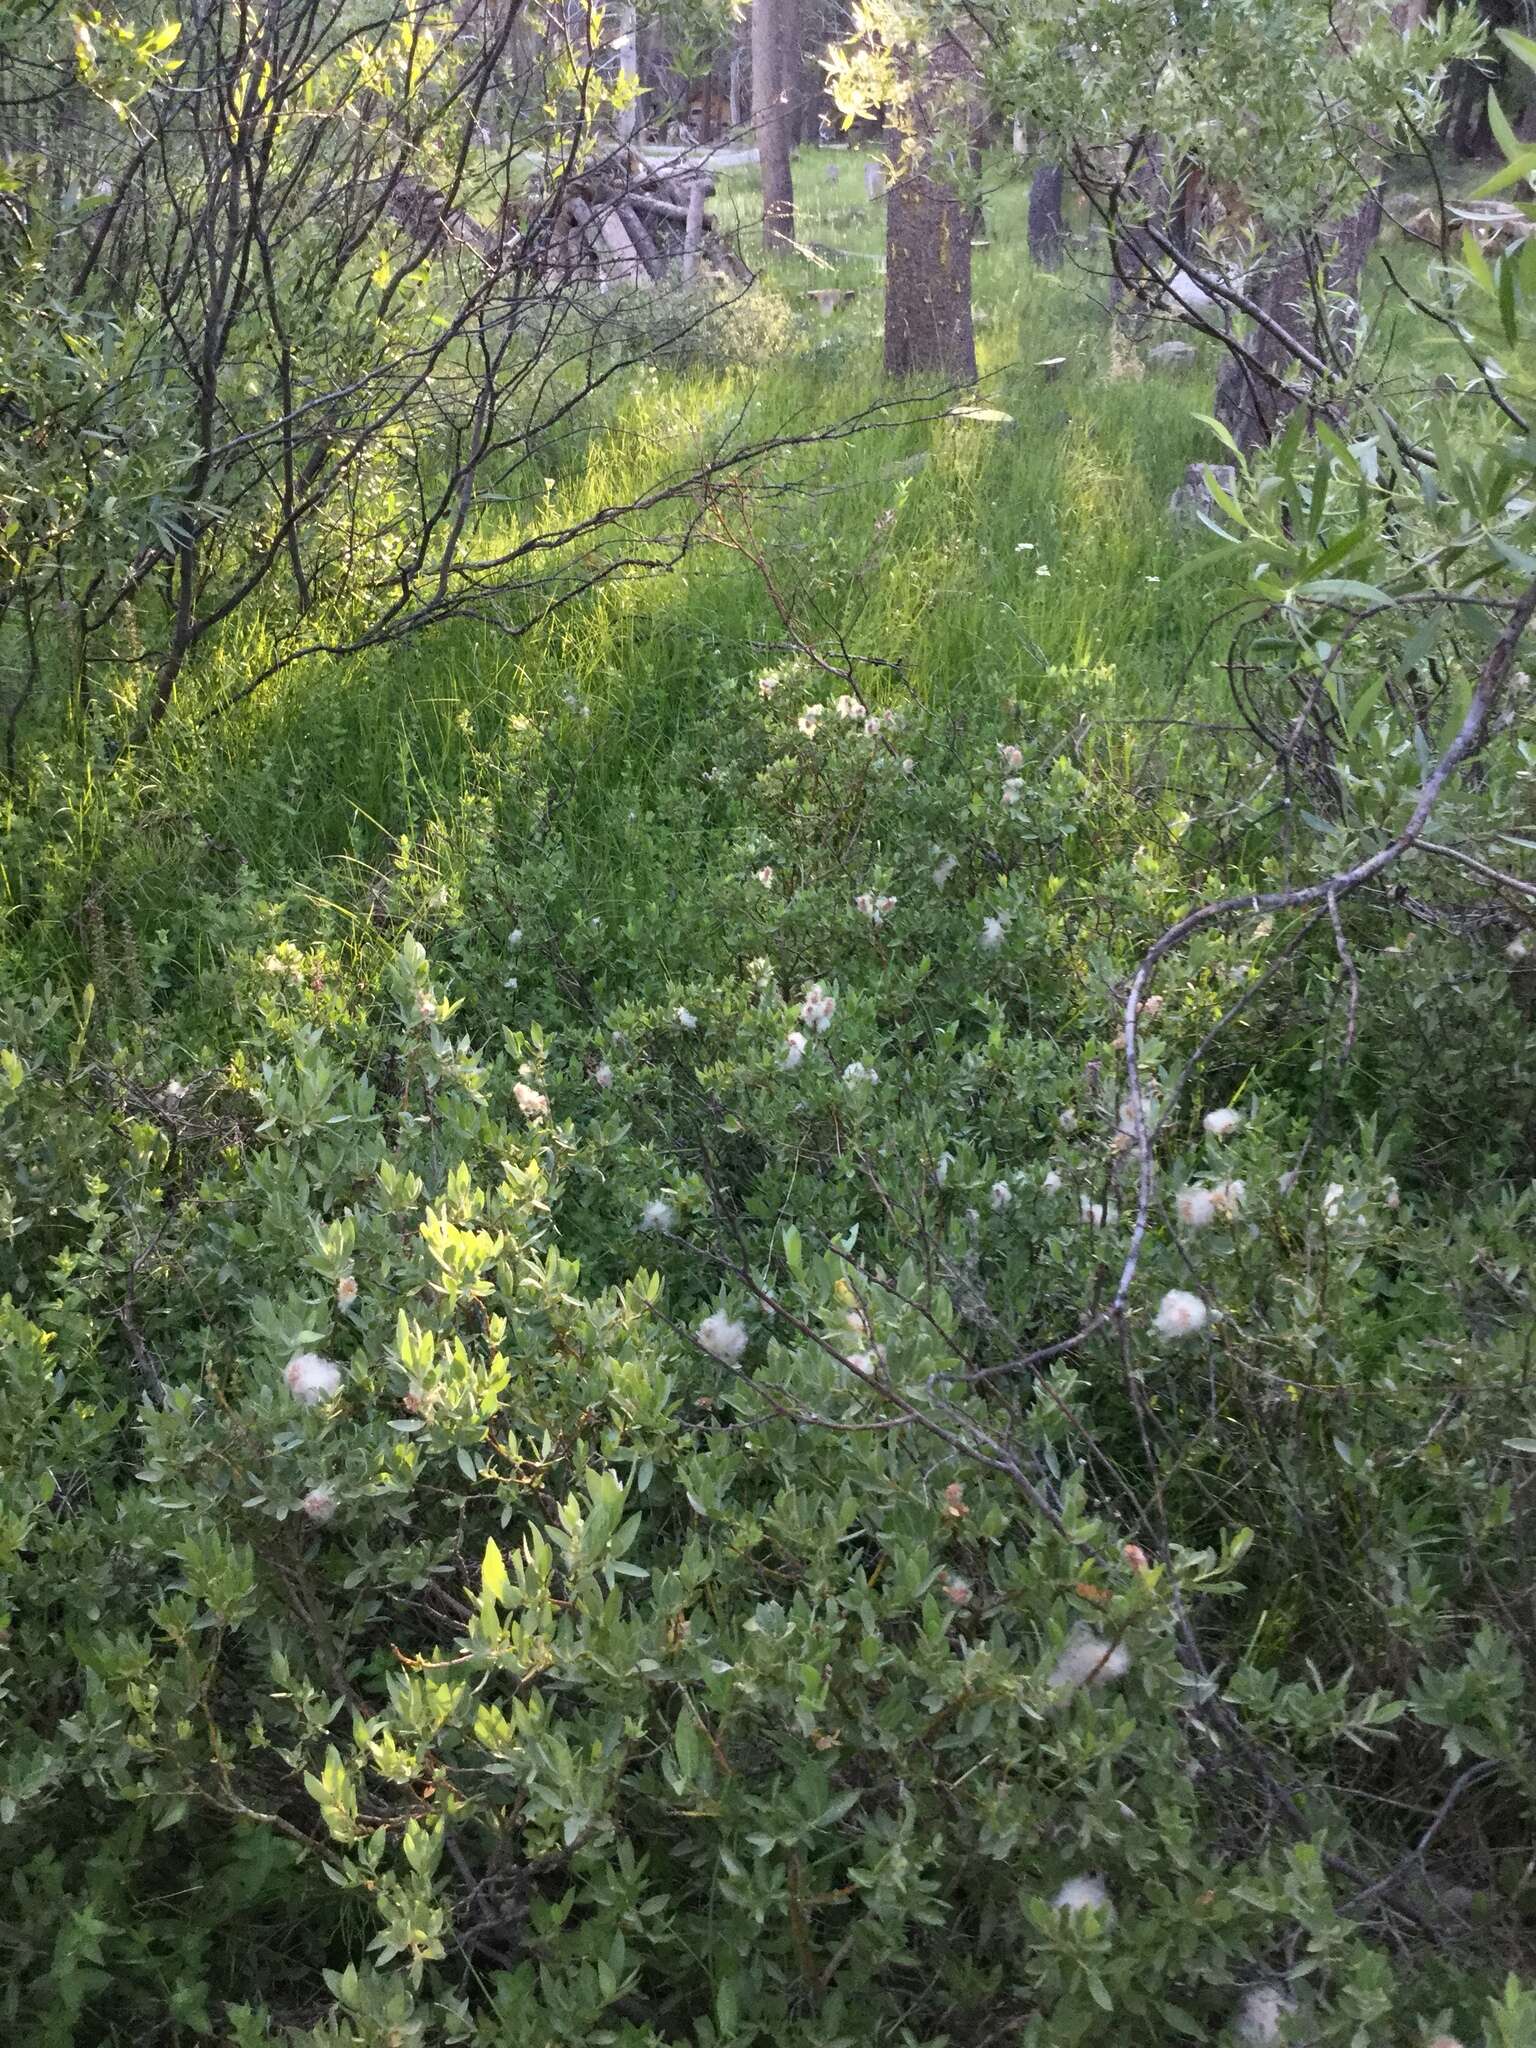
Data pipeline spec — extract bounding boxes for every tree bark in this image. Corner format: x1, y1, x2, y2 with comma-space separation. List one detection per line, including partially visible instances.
780, 0, 804, 146
751, 0, 794, 253
1212, 198, 1382, 451
1212, 239, 1312, 451
1027, 162, 1066, 269
1209, 0, 1416, 449
883, 34, 977, 382
613, 4, 640, 144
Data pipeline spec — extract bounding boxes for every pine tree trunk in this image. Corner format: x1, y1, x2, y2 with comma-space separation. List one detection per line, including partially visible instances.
883, 34, 977, 382
1213, 199, 1382, 451
1212, 239, 1311, 451
751, 0, 793, 253
1211, 0, 1412, 449
1027, 162, 1066, 269
780, 0, 803, 146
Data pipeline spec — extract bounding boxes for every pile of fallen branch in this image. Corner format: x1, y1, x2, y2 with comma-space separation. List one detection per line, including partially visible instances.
532, 152, 751, 290
382, 151, 751, 293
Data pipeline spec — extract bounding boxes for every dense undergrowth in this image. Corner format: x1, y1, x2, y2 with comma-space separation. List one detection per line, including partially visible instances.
4, 165, 1536, 2046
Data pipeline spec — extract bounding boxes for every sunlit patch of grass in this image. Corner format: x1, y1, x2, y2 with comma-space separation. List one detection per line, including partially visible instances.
2, 153, 1248, 1002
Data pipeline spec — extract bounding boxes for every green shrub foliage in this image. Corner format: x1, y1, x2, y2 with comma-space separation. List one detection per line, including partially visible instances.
5, 646, 1536, 2043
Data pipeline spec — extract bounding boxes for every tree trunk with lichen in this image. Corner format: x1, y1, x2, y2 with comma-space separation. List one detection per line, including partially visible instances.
883, 34, 977, 382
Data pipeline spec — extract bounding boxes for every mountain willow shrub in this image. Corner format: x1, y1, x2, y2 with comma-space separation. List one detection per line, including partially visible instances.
4, 645, 1536, 2043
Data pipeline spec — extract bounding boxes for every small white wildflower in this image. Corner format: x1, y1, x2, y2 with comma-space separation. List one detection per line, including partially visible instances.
980, 915, 1008, 951
675, 1006, 698, 1031
935, 1151, 955, 1186
503, 974, 519, 992
1058, 1107, 1078, 1133
641, 1198, 676, 1232
415, 990, 439, 1024
285, 1352, 342, 1406
1322, 1181, 1348, 1223
513, 1081, 549, 1121
941, 1576, 972, 1606
755, 865, 775, 887
1278, 1168, 1299, 1196
508, 928, 523, 948
696, 1312, 748, 1363
989, 1180, 1013, 1212
846, 1346, 885, 1377
1080, 1197, 1116, 1228
842, 1060, 878, 1087
1232, 1987, 1296, 2045
1015, 540, 1036, 552
998, 742, 1024, 769
780, 1029, 807, 1070
163, 1078, 188, 1105
932, 851, 958, 889
1211, 1178, 1246, 1218
1048, 1627, 1131, 1695
797, 704, 824, 736
1177, 1185, 1219, 1231
592, 1061, 613, 1089
900, 755, 915, 776
1052, 1875, 1109, 1915
835, 693, 863, 719
1203, 1106, 1244, 1138
1035, 563, 1052, 578
1145, 574, 1161, 585
1382, 1175, 1400, 1211
1507, 933, 1530, 962
336, 1274, 359, 1311
1001, 777, 1024, 806
801, 984, 836, 1033
300, 1486, 338, 1524
757, 670, 780, 697
1140, 992, 1164, 1020
1042, 1169, 1063, 1193
1153, 1289, 1208, 1340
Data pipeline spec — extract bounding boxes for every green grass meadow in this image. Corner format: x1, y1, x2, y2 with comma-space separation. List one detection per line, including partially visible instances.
1, 155, 1238, 1020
